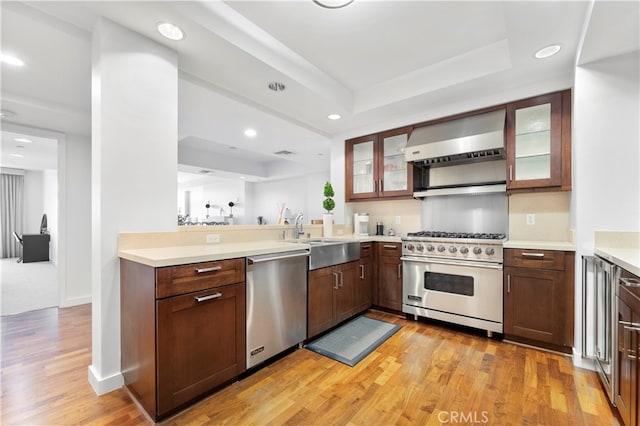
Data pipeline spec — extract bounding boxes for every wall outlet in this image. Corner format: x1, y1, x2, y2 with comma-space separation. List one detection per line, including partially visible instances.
206, 234, 220, 243
526, 214, 536, 225
395, 215, 401, 224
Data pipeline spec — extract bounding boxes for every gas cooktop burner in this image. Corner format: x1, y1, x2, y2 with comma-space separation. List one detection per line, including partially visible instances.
406, 231, 506, 240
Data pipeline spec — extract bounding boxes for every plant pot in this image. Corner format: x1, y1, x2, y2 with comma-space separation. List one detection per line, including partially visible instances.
322, 213, 333, 237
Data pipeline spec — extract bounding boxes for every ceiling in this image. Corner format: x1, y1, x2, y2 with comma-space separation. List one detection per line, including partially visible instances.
1, 1, 638, 180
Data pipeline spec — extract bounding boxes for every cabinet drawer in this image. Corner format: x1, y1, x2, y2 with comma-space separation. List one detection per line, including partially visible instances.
504, 249, 565, 270
377, 242, 402, 256
156, 258, 245, 299
360, 242, 373, 258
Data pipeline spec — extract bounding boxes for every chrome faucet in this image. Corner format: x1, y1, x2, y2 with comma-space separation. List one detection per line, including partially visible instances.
294, 213, 304, 239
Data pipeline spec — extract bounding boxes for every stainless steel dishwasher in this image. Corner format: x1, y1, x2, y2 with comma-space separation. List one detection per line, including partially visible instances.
246, 250, 309, 369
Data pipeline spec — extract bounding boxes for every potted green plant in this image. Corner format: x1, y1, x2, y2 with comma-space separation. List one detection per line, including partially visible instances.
322, 182, 335, 237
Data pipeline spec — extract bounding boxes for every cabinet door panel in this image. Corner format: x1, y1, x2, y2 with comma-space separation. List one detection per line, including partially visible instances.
616, 297, 634, 426
504, 267, 564, 344
335, 262, 359, 322
377, 255, 402, 311
308, 267, 337, 338
506, 92, 563, 190
356, 253, 373, 312
157, 283, 245, 416
345, 135, 378, 200
379, 127, 415, 198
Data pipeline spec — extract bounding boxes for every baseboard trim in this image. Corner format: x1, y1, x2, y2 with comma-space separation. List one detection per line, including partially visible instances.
60, 295, 91, 308
88, 365, 124, 396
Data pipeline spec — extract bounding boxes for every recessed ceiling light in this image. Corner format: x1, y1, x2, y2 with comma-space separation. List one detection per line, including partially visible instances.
1, 53, 25, 67
157, 22, 184, 41
14, 137, 32, 143
239, 176, 246, 180
534, 44, 561, 59
10, 154, 24, 158
244, 129, 257, 138
313, 0, 354, 9
328, 113, 342, 120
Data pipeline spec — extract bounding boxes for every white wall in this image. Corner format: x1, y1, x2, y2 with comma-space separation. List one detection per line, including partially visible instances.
573, 50, 640, 356
179, 179, 247, 224
90, 18, 178, 395
62, 133, 91, 307
42, 169, 57, 263
247, 171, 330, 226
23, 170, 44, 235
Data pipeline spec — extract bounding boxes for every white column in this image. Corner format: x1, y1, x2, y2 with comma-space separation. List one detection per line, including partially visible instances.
89, 18, 178, 395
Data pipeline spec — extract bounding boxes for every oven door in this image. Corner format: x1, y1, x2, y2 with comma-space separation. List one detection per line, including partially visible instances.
402, 256, 503, 332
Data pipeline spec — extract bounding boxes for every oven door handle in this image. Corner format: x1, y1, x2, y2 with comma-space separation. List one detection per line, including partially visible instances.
401, 256, 503, 270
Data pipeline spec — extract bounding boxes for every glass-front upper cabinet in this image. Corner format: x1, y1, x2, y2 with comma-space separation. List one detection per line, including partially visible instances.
346, 134, 377, 200
506, 91, 570, 191
345, 127, 415, 201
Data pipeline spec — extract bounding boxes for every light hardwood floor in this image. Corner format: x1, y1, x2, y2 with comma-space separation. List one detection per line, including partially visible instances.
1, 305, 619, 425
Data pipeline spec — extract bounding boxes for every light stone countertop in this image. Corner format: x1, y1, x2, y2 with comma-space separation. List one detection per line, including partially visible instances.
595, 247, 640, 277
119, 235, 404, 268
119, 241, 311, 268
504, 240, 576, 251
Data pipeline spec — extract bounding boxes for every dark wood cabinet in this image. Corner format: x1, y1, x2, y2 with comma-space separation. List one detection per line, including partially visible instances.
615, 267, 640, 426
503, 248, 574, 353
121, 257, 246, 421
356, 242, 374, 313
345, 127, 418, 202
506, 89, 571, 192
307, 260, 359, 339
375, 242, 403, 312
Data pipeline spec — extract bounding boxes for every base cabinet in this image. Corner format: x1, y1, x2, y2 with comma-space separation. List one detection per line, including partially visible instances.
308, 260, 359, 339
616, 267, 640, 426
121, 258, 246, 421
356, 242, 374, 312
503, 249, 574, 353
375, 242, 403, 312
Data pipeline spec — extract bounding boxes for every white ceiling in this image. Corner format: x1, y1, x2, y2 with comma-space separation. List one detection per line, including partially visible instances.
1, 0, 638, 180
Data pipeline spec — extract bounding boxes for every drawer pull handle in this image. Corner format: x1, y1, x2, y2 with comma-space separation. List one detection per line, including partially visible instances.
195, 292, 222, 302
621, 277, 640, 288
360, 264, 365, 279
507, 275, 511, 294
521, 252, 545, 258
398, 263, 402, 279
195, 266, 222, 274
384, 245, 397, 249
620, 320, 640, 329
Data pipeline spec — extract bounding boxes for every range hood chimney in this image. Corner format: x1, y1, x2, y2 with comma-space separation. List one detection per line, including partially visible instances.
405, 109, 506, 167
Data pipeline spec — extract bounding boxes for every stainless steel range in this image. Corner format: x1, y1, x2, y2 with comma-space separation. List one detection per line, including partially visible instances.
401, 231, 506, 336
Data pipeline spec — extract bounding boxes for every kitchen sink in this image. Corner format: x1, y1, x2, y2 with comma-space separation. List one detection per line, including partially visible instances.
291, 238, 360, 270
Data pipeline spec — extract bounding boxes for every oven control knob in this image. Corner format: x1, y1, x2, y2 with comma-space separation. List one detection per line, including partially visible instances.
416, 244, 424, 252
460, 246, 469, 254
427, 244, 435, 252
449, 246, 457, 253
406, 243, 414, 251
438, 245, 446, 252
485, 247, 495, 256
473, 247, 483, 255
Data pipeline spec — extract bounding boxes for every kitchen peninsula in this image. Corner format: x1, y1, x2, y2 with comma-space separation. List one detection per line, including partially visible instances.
118, 226, 402, 421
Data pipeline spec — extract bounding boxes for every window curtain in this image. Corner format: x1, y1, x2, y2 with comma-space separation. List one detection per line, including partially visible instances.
0, 173, 24, 258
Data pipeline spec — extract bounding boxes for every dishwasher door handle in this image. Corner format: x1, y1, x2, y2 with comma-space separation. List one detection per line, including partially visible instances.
247, 251, 309, 265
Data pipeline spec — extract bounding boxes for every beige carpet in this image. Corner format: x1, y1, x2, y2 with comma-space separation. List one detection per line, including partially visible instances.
0, 258, 58, 316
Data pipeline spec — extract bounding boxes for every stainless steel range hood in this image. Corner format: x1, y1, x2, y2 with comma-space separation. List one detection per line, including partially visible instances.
405, 109, 506, 167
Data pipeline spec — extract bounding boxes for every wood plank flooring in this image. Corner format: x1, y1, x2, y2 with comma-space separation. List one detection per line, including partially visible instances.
1, 305, 619, 425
